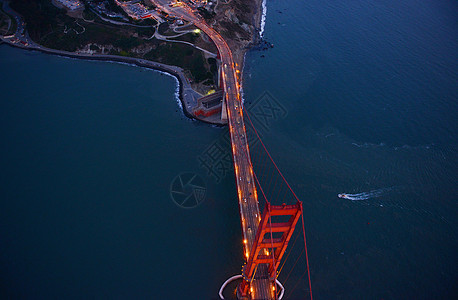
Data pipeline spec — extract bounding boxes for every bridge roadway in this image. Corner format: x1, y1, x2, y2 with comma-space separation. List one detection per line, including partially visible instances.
150, 1, 274, 299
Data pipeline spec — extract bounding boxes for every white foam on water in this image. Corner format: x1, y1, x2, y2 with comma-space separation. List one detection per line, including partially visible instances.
259, 0, 267, 38
338, 187, 394, 201
99, 59, 185, 113
171, 76, 182, 110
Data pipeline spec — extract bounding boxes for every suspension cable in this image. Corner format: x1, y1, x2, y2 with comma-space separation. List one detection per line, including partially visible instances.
268, 203, 278, 300
253, 169, 268, 204
243, 105, 313, 299
286, 268, 309, 299
301, 207, 313, 300
278, 231, 300, 277
242, 106, 301, 203
283, 247, 304, 286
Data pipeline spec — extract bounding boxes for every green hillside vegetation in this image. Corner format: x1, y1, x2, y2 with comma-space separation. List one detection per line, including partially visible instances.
9, 0, 213, 84
145, 42, 213, 83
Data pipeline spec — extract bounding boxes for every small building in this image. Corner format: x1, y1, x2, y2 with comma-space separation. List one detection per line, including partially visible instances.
54, 0, 85, 11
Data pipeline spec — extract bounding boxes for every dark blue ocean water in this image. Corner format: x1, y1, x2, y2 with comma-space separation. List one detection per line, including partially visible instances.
1, 0, 457, 299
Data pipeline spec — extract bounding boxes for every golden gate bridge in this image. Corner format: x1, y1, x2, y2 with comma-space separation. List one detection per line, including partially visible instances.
218, 104, 314, 300
147, 1, 314, 298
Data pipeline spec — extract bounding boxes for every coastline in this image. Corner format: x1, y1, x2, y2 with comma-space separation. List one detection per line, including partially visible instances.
1, 0, 266, 126
259, 0, 267, 38
211, 0, 265, 69
234, 0, 265, 76
0, 40, 198, 118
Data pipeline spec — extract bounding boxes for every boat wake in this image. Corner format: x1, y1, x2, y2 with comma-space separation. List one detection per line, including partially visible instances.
338, 187, 394, 201
337, 187, 451, 225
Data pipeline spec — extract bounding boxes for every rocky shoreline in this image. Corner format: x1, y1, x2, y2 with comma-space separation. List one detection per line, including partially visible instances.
213, 0, 265, 68
0, 39, 199, 118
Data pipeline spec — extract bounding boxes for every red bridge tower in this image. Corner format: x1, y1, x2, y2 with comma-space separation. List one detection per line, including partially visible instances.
237, 201, 303, 299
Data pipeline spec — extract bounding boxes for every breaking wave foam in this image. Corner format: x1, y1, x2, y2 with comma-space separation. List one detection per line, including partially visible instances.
260, 0, 267, 37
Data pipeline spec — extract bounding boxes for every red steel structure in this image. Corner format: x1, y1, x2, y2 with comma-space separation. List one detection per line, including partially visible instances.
144, 2, 312, 298
238, 201, 303, 298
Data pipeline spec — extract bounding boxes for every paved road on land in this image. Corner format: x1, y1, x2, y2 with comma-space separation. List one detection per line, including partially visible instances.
1, 0, 273, 296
